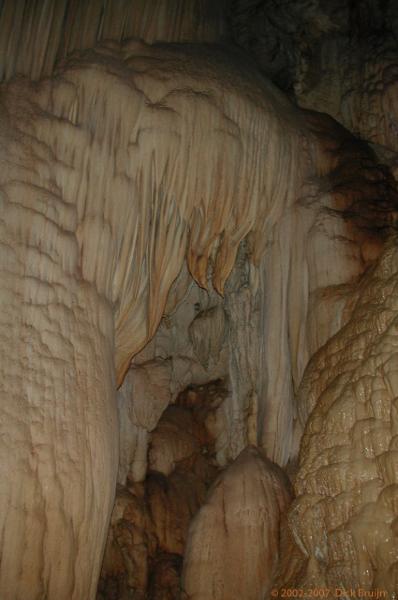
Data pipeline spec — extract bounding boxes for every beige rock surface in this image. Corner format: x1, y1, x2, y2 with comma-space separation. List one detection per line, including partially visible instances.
182, 445, 292, 599
117, 360, 172, 483
1, 3, 398, 599
288, 240, 398, 593
0, 36, 305, 598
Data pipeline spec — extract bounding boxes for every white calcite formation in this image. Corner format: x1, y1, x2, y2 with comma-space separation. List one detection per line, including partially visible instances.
0, 2, 398, 600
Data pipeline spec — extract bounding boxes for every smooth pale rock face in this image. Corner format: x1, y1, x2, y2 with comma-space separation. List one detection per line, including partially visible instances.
182, 445, 292, 600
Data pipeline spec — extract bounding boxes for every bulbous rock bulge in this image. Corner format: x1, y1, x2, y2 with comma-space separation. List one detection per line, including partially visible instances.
290, 240, 398, 592
181, 445, 292, 599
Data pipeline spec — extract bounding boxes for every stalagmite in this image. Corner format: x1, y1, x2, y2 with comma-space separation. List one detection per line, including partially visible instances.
181, 446, 292, 599
1, 1, 398, 599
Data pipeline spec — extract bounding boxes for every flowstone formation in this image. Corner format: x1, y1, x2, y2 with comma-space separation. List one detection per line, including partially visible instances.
1, 2, 398, 599
290, 241, 398, 592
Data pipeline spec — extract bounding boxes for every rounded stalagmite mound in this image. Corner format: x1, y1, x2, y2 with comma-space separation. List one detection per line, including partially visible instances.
181, 445, 292, 600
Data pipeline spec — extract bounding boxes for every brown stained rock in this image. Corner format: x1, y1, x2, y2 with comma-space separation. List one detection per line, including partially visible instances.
148, 405, 214, 476
188, 305, 226, 369
229, 1, 398, 157
146, 390, 221, 557
181, 445, 293, 600
148, 553, 184, 600
148, 382, 224, 478
177, 379, 227, 413
146, 468, 208, 556
100, 381, 226, 598
99, 485, 156, 599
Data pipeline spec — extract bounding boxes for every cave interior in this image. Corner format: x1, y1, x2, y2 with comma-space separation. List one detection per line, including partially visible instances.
1, 1, 398, 599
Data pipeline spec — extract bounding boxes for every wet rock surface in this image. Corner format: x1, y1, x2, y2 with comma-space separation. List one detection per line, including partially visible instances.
182, 445, 293, 599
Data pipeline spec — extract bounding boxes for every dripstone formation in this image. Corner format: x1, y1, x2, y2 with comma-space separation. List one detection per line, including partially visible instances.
0, 1, 397, 599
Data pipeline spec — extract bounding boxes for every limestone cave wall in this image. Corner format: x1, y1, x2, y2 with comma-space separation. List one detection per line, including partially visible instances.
1, 1, 398, 599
